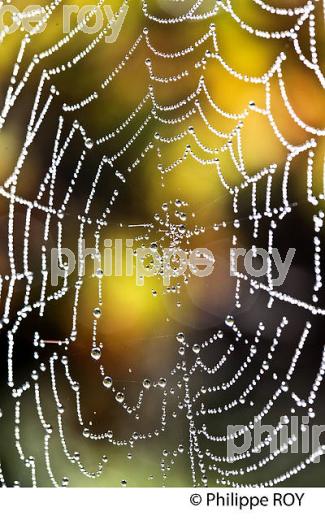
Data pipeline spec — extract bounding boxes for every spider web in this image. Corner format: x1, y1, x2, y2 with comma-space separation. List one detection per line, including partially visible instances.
0, 0, 325, 487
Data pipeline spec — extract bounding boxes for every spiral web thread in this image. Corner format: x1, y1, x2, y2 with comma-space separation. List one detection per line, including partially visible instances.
0, 0, 325, 487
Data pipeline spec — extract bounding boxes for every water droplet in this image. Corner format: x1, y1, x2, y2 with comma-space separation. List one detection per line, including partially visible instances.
178, 224, 186, 234
158, 378, 167, 388
281, 381, 289, 392
192, 344, 200, 354
85, 138, 94, 149
115, 392, 125, 403
103, 376, 113, 389
61, 477, 69, 487
31, 370, 38, 381
225, 315, 234, 327
143, 379, 151, 389
93, 307, 101, 319
91, 347, 101, 361
176, 332, 185, 343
